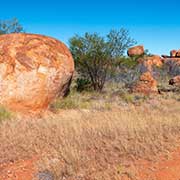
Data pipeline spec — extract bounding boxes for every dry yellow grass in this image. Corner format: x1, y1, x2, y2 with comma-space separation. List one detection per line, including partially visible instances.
0, 98, 180, 179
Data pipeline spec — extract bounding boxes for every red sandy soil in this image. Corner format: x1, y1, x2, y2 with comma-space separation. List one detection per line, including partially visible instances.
1, 149, 180, 180
139, 148, 180, 180
0, 157, 37, 180
122, 148, 180, 180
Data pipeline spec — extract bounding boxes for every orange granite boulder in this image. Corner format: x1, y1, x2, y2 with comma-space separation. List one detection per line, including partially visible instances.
176, 50, 180, 57
127, 45, 144, 57
170, 50, 177, 57
0, 33, 74, 112
139, 55, 163, 72
170, 49, 180, 57
132, 72, 158, 94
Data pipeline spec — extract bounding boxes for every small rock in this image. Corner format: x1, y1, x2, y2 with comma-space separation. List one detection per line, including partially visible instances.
35, 171, 54, 180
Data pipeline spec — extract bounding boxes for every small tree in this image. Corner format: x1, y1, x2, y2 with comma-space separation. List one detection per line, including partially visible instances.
0, 18, 24, 34
69, 28, 136, 91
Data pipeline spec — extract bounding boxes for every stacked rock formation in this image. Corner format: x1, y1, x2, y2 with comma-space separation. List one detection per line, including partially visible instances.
0, 33, 74, 112
127, 45, 162, 94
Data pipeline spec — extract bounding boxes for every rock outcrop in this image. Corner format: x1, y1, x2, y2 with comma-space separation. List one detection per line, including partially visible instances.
0, 33, 74, 112
127, 45, 144, 57
127, 46, 180, 94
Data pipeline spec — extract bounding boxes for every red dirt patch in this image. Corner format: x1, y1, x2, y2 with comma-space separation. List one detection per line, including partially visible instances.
1, 149, 180, 180
0, 157, 37, 180
122, 148, 180, 180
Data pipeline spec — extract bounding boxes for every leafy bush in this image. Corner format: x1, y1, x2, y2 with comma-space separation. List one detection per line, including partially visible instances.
69, 28, 136, 91
111, 57, 141, 86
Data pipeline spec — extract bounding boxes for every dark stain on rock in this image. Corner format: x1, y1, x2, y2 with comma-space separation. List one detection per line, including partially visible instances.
16, 52, 35, 70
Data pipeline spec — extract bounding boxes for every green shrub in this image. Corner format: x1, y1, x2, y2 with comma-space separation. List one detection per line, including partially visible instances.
121, 93, 135, 103
76, 78, 92, 92
0, 106, 12, 122
51, 90, 105, 110
119, 91, 148, 104
51, 98, 78, 110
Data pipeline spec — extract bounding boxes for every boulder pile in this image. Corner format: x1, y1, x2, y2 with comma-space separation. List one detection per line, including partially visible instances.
128, 46, 180, 93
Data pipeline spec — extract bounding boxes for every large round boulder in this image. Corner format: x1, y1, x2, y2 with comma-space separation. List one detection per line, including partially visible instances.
0, 33, 74, 112
127, 45, 144, 57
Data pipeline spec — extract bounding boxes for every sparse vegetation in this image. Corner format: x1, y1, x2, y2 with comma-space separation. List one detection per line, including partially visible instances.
0, 106, 12, 122
0, 18, 24, 34
50, 85, 152, 111
69, 28, 136, 91
0, 99, 180, 179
